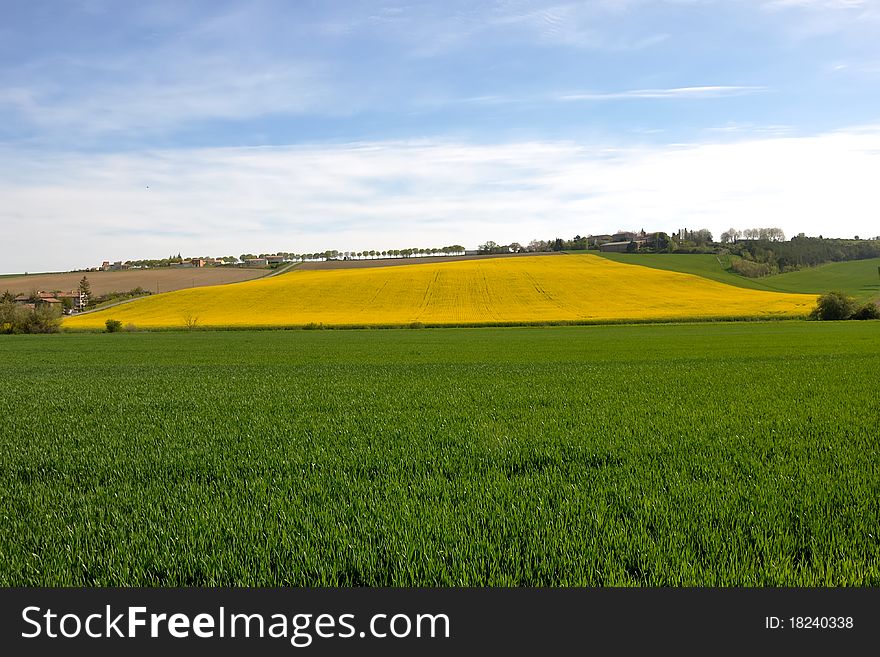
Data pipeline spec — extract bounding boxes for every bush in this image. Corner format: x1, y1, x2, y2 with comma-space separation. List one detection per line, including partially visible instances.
105, 319, 123, 333
729, 258, 774, 278
809, 291, 858, 321
851, 302, 880, 320
409, 321, 425, 329
0, 302, 60, 334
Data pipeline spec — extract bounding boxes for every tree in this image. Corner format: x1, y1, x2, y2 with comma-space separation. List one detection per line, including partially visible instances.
810, 291, 857, 320
690, 229, 713, 246
720, 228, 741, 244
105, 319, 123, 333
182, 313, 200, 330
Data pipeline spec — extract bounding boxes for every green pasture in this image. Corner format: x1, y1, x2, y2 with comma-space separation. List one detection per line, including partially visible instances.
1, 323, 878, 586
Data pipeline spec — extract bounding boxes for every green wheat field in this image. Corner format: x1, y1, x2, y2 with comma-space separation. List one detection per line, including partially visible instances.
1, 321, 878, 586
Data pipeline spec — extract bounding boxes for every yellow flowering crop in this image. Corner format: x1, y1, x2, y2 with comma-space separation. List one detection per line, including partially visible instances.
64, 254, 815, 329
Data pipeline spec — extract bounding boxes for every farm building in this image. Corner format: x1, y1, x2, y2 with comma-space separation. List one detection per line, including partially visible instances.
599, 241, 638, 253
245, 258, 269, 267
13, 290, 86, 312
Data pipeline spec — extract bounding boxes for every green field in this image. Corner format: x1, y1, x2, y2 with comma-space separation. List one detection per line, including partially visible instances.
755, 258, 880, 300
1, 323, 878, 586
595, 253, 880, 300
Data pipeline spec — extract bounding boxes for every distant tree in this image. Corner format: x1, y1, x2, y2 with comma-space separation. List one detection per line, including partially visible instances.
720, 228, 741, 244
78, 276, 91, 299
810, 291, 858, 320
768, 228, 786, 242
691, 229, 713, 246
182, 313, 200, 330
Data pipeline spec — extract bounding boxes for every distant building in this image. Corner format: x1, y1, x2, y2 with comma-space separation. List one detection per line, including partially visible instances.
245, 258, 269, 267
55, 291, 87, 312
14, 290, 84, 312
612, 232, 637, 242
265, 255, 286, 264
599, 241, 636, 253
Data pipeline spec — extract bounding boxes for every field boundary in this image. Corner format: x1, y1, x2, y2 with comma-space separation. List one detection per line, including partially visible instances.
61, 313, 816, 333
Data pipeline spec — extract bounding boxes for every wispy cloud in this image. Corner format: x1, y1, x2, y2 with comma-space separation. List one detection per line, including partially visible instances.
419, 85, 766, 108
762, 0, 868, 9
2, 62, 331, 138
559, 86, 767, 101
3, 126, 879, 272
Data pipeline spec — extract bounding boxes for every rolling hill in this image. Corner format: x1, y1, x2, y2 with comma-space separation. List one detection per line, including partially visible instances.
594, 253, 880, 301
63, 254, 815, 329
1, 267, 269, 297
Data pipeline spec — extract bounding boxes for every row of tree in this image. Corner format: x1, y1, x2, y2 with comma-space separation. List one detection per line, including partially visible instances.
720, 227, 786, 243
242, 246, 468, 262
728, 236, 880, 274
478, 231, 686, 255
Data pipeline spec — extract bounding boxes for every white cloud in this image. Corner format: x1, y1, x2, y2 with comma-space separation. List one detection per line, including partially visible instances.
417, 85, 765, 108
762, 0, 868, 9
559, 86, 766, 100
2, 127, 880, 272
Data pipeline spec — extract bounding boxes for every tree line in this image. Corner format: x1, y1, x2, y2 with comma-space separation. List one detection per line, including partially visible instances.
727, 235, 880, 275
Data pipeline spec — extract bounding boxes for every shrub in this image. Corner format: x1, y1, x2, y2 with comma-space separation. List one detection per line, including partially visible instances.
809, 291, 858, 321
105, 319, 123, 333
409, 321, 425, 329
851, 302, 880, 320
0, 303, 60, 334
729, 258, 774, 278
24, 306, 62, 333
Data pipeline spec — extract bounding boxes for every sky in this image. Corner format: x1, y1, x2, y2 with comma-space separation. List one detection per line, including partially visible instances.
2, 0, 880, 273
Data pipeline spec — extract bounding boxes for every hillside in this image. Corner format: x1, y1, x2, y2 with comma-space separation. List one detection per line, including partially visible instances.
592, 253, 775, 291
753, 258, 880, 300
0, 267, 269, 297
63, 254, 814, 329
595, 253, 880, 301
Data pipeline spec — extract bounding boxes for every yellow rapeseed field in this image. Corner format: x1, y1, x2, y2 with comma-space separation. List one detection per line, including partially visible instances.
64, 254, 815, 329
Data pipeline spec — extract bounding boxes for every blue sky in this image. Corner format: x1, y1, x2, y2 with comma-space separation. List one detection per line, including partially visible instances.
2, 0, 880, 272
